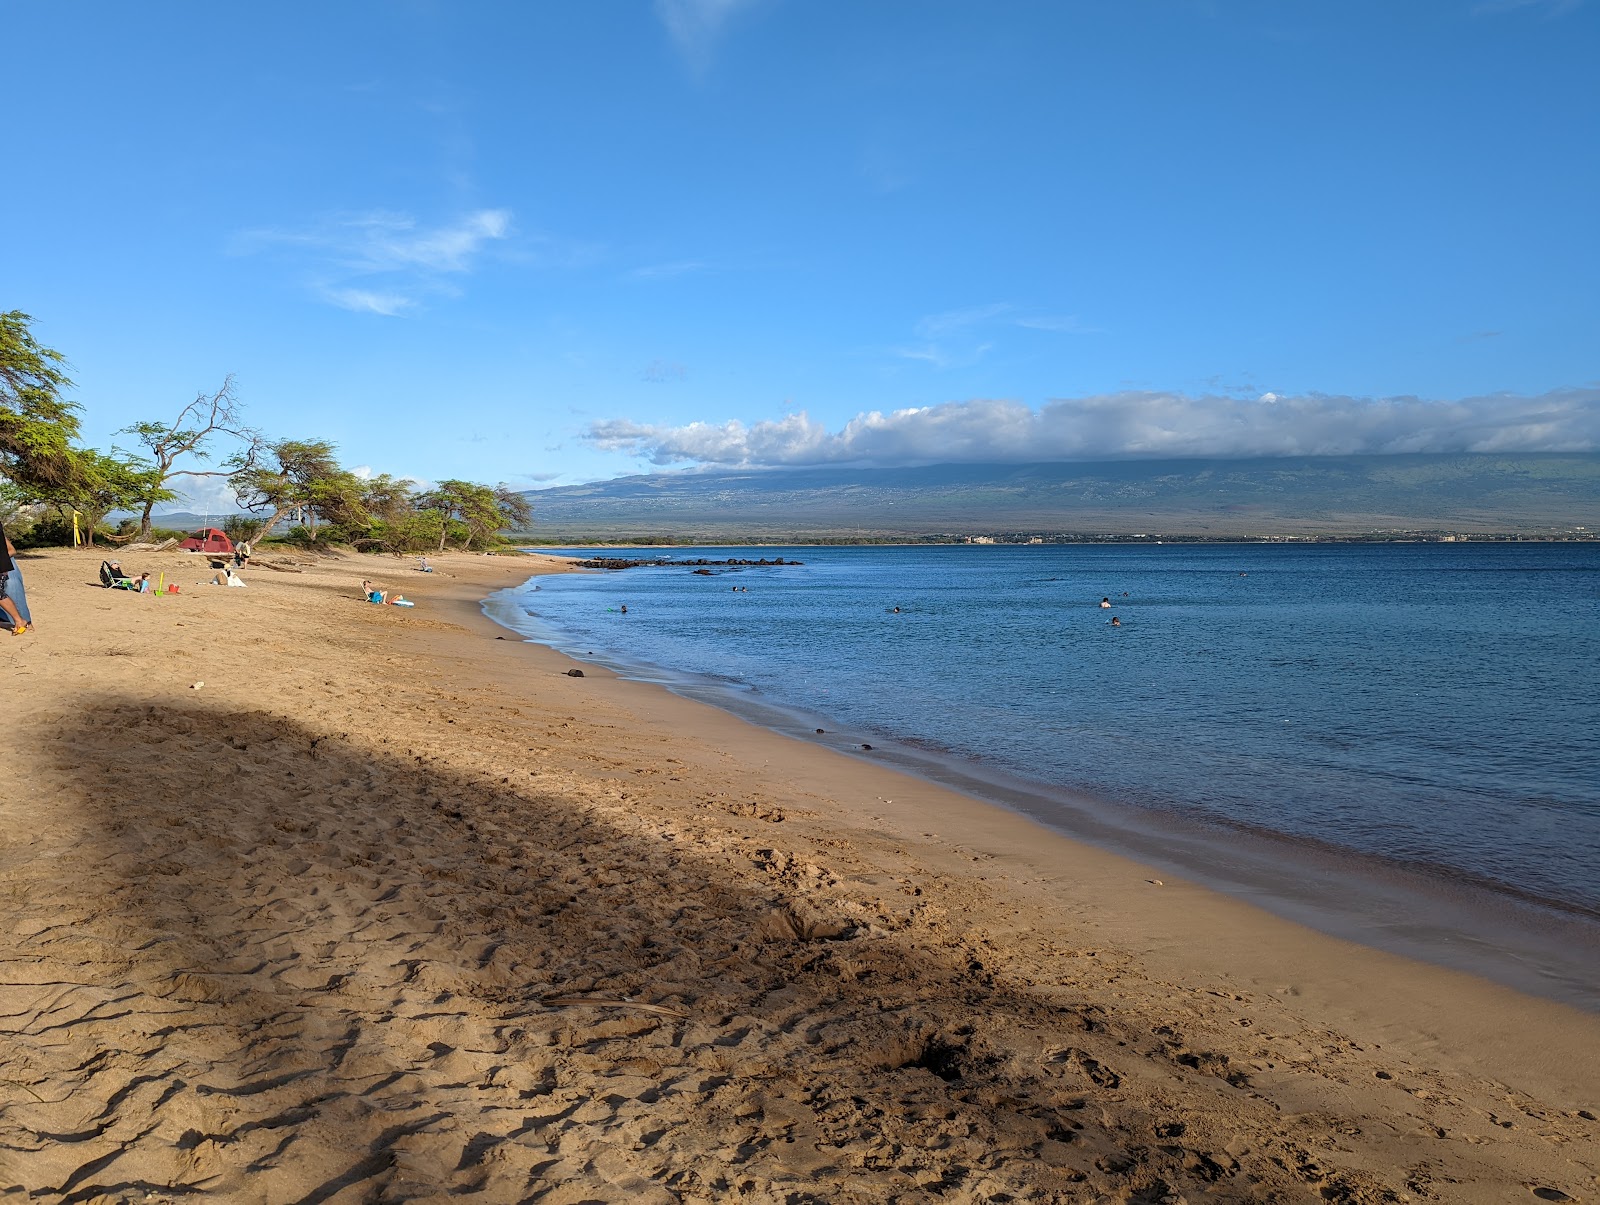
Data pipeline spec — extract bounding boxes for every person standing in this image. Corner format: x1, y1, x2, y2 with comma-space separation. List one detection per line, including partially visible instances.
0, 519, 29, 635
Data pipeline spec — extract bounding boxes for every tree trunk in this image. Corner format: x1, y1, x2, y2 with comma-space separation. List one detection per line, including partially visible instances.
138, 501, 155, 541
250, 507, 289, 544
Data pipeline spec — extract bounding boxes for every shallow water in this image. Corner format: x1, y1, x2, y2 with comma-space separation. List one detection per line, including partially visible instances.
486, 543, 1600, 1004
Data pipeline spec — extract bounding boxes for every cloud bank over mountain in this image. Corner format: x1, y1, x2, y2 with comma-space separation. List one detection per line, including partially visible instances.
585, 389, 1600, 468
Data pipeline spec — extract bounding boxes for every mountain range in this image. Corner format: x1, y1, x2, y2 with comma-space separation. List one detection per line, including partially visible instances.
513, 454, 1600, 542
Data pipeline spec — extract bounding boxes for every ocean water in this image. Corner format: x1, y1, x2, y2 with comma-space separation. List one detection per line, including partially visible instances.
485, 543, 1600, 1003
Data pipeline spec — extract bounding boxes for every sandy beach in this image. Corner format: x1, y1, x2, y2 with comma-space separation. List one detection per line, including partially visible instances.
2, 544, 1596, 1204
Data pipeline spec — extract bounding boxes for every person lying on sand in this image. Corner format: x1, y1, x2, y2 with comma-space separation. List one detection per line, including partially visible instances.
361, 579, 387, 604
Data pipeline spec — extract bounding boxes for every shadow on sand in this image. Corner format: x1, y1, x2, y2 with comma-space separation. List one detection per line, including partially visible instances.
0, 697, 1367, 1204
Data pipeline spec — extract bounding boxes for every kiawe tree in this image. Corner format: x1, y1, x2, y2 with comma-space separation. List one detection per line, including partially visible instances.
416, 480, 533, 551
0, 311, 81, 492
229, 438, 369, 541
118, 375, 255, 539
27, 448, 171, 548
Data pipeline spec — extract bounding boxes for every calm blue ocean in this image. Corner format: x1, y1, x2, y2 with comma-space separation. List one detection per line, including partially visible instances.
485, 543, 1600, 996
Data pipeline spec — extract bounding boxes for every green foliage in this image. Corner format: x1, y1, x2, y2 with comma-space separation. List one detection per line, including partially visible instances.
13, 512, 78, 548
229, 438, 370, 538
414, 479, 534, 551
0, 311, 80, 491
19, 447, 171, 547
222, 513, 267, 543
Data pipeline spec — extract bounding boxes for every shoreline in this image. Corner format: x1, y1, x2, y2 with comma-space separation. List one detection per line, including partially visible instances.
492, 555, 1600, 1013
3, 545, 1596, 1200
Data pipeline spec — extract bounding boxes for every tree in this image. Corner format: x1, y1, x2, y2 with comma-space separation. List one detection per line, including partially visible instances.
494, 484, 535, 535
32, 448, 169, 548
118, 375, 254, 539
359, 473, 417, 524
229, 439, 368, 541
416, 480, 531, 551
0, 311, 80, 491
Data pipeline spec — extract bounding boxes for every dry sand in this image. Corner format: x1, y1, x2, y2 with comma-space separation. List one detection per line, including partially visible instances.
2, 544, 1596, 1204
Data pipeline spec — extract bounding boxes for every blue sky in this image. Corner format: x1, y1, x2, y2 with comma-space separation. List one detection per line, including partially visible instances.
4, 0, 1597, 506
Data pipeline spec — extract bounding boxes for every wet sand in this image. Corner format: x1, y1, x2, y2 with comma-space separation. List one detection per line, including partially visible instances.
2, 545, 1596, 1203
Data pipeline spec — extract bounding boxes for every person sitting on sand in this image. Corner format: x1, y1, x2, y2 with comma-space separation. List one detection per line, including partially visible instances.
418, 556, 432, 573
212, 566, 247, 587
361, 579, 387, 604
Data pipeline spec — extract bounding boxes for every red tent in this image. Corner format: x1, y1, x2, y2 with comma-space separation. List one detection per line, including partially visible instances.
179, 527, 234, 553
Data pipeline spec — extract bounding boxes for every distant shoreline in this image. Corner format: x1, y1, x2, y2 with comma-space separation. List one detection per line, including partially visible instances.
512, 530, 1599, 547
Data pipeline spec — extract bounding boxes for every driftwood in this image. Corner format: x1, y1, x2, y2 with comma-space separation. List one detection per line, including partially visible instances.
540, 993, 690, 1019
252, 559, 304, 573
117, 538, 180, 553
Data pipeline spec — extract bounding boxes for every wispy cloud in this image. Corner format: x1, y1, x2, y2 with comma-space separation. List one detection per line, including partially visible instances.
631, 259, 707, 280
652, 0, 758, 71
320, 287, 415, 317
1016, 314, 1099, 334
237, 208, 513, 316
585, 389, 1600, 467
894, 304, 1099, 368
655, 0, 762, 72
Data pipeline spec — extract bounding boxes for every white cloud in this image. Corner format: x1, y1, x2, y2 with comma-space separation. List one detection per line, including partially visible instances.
584, 389, 1600, 467
238, 208, 513, 316
1016, 314, 1098, 334
320, 287, 415, 317
655, 0, 761, 72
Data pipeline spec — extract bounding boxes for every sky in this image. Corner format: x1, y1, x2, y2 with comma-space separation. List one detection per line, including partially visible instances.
4, 0, 1597, 509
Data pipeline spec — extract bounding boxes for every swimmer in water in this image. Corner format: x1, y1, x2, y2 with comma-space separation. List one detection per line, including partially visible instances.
892, 606, 901, 613
1110, 616, 1121, 627
1100, 597, 1111, 608
619, 604, 627, 614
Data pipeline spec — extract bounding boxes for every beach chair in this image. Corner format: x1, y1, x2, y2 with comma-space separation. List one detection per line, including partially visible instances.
99, 561, 138, 590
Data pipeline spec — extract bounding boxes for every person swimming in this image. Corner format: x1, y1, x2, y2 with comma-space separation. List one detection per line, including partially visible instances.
1100, 597, 1111, 608
1110, 616, 1121, 627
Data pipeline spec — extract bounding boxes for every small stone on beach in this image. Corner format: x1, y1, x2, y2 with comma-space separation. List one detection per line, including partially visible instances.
566, 669, 585, 677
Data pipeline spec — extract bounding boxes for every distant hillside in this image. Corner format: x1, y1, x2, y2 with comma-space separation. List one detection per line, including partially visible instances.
517, 454, 1600, 541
